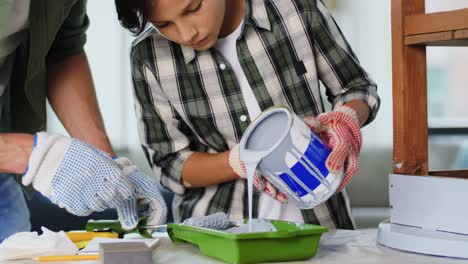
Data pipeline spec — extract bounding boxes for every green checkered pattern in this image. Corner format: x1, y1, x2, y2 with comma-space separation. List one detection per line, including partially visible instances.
130, 0, 380, 229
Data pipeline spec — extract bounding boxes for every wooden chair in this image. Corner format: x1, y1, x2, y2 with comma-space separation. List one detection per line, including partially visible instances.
377, 0, 468, 258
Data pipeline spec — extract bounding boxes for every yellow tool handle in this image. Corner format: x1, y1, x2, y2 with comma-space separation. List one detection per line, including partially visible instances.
74, 240, 92, 250
37, 254, 100, 262
66, 231, 118, 242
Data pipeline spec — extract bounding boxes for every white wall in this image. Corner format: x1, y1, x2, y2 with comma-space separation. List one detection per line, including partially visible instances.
331, 0, 393, 147
47, 1, 138, 151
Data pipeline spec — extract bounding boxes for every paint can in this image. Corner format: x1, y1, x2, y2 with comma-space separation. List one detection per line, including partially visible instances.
239, 106, 343, 209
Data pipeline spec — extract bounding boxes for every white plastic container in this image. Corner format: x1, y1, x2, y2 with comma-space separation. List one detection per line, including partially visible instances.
239, 106, 343, 209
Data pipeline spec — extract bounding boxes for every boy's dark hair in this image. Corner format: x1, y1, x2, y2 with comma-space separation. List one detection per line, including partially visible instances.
115, 0, 153, 35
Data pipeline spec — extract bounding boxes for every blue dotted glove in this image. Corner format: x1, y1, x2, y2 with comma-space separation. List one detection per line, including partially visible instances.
22, 132, 135, 216
115, 158, 167, 229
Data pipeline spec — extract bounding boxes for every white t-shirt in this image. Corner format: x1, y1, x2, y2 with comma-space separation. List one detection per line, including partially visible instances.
0, 0, 30, 117
213, 20, 261, 119
214, 20, 304, 223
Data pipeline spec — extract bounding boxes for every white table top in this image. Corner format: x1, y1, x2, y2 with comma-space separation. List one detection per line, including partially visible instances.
7, 229, 468, 264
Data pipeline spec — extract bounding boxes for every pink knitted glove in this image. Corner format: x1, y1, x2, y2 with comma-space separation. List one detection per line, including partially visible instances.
303, 105, 362, 193
228, 144, 287, 202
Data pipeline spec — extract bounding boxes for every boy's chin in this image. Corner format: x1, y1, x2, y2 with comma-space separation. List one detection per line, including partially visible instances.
192, 37, 216, 51
194, 46, 212, 52
193, 43, 215, 52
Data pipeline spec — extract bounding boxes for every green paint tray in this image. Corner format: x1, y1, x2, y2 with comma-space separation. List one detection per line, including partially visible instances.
167, 219, 328, 264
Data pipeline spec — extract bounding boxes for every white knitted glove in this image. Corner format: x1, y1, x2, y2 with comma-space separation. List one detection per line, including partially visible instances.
115, 158, 168, 229
22, 132, 134, 216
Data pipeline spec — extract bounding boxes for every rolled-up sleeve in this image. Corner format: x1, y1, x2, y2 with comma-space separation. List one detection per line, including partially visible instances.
131, 47, 194, 195
48, 0, 90, 59
310, 0, 380, 126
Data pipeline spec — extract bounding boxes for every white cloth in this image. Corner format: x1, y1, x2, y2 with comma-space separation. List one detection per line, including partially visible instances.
0, 0, 30, 117
0, 227, 78, 261
214, 20, 303, 223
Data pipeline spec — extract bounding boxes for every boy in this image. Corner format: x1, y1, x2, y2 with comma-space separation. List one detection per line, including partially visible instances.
116, 0, 380, 229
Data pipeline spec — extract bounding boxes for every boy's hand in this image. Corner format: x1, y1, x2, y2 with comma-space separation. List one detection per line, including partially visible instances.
228, 144, 288, 202
115, 158, 168, 229
22, 132, 135, 216
303, 105, 362, 192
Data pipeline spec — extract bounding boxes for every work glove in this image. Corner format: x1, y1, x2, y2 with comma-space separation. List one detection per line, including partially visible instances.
115, 158, 168, 229
228, 144, 288, 202
303, 105, 362, 193
22, 132, 135, 217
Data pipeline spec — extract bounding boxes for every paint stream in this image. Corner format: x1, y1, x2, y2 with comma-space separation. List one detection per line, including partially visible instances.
241, 149, 271, 232
244, 160, 259, 233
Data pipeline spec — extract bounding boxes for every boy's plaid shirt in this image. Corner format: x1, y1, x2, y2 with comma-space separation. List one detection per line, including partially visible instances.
131, 0, 380, 228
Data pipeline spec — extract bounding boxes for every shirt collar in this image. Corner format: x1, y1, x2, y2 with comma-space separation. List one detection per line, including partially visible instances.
181, 0, 272, 64
245, 0, 272, 31
181, 44, 196, 64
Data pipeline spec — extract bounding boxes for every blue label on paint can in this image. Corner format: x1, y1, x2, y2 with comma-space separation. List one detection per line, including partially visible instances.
278, 133, 331, 198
